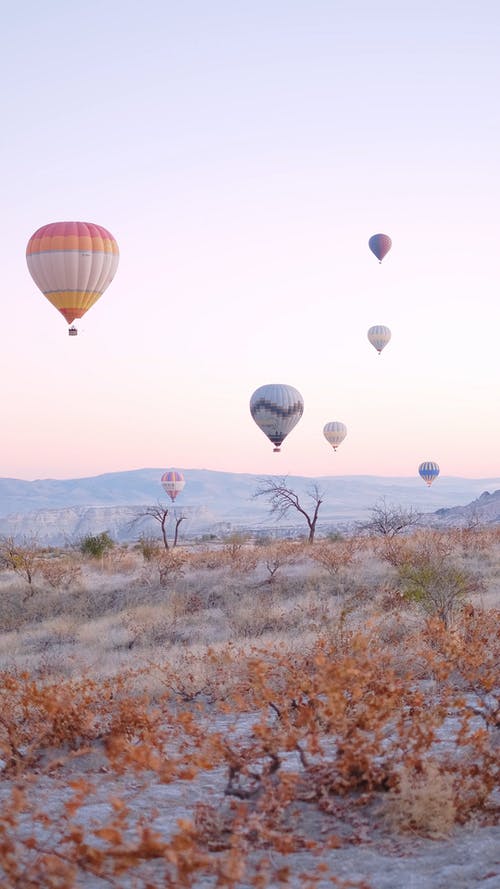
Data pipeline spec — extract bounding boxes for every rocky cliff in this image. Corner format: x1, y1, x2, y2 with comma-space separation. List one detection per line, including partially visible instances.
434, 489, 500, 526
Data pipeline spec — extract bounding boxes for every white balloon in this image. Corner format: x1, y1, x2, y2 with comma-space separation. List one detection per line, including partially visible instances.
323, 421, 347, 451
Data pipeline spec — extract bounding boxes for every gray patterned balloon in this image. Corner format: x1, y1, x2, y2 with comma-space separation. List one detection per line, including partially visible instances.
250, 384, 304, 452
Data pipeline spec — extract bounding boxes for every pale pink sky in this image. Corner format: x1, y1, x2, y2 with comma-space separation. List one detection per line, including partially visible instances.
2, 1, 499, 480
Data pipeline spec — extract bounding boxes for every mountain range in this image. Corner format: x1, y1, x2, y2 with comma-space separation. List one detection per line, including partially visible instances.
1, 468, 499, 545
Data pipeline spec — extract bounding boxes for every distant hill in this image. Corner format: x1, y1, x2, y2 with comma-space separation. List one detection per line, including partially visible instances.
434, 489, 500, 526
1, 468, 500, 544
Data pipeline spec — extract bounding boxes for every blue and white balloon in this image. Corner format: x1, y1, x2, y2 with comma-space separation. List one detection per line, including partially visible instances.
418, 462, 440, 487
368, 325, 391, 354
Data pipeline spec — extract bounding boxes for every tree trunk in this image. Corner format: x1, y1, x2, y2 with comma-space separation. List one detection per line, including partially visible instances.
161, 513, 169, 550
308, 505, 321, 543
173, 516, 185, 548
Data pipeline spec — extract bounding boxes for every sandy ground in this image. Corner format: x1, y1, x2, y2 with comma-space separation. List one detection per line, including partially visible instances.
1, 706, 498, 889
2, 765, 499, 888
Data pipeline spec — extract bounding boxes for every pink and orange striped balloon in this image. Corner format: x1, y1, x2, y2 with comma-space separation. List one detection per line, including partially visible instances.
26, 221, 119, 326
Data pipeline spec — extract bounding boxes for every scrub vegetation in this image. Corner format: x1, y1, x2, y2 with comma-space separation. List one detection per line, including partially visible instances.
0, 526, 498, 887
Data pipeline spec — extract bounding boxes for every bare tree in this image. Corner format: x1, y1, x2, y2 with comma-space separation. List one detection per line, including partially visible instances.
357, 498, 421, 538
0, 536, 41, 597
253, 477, 324, 544
130, 503, 187, 550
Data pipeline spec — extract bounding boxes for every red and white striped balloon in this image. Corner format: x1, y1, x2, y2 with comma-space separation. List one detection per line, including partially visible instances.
161, 470, 186, 502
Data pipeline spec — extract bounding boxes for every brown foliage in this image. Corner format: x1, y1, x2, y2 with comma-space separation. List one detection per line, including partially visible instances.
0, 533, 498, 886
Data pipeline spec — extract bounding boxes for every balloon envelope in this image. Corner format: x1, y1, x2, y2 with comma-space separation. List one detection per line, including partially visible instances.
161, 470, 186, 502
418, 462, 440, 487
323, 421, 347, 451
368, 233, 392, 262
368, 325, 391, 353
26, 221, 119, 325
250, 383, 304, 452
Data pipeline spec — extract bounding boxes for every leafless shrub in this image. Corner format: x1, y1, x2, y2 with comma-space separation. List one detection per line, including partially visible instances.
222, 532, 249, 559
378, 584, 408, 612
261, 541, 299, 585
188, 547, 228, 570
37, 555, 82, 590
101, 546, 138, 573
229, 593, 293, 638
309, 537, 359, 581
0, 536, 42, 596
221, 534, 259, 574
358, 498, 420, 538
157, 549, 186, 587
377, 528, 456, 570
375, 535, 415, 569
118, 604, 186, 650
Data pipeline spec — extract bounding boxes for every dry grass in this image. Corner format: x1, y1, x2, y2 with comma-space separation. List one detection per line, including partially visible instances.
0, 532, 498, 678
381, 761, 458, 838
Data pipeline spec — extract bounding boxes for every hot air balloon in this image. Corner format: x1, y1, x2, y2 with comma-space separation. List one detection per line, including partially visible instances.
161, 470, 186, 502
368, 233, 392, 263
323, 421, 347, 452
368, 325, 391, 354
418, 462, 440, 487
26, 221, 119, 335
250, 384, 304, 452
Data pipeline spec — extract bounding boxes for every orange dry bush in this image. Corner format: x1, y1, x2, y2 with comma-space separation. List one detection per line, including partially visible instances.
215, 623, 499, 826
0, 673, 102, 773
445, 524, 495, 556
236, 637, 429, 797
0, 609, 497, 886
149, 645, 245, 703
421, 611, 500, 809
0, 669, 166, 775
310, 538, 359, 577
375, 527, 455, 570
